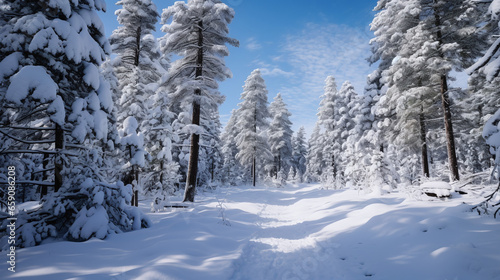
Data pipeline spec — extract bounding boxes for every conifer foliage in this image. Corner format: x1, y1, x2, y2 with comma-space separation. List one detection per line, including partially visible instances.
292, 127, 308, 182
235, 69, 272, 186
268, 93, 294, 179
0, 0, 150, 248
110, 0, 164, 204
160, 0, 238, 202
368, 0, 488, 183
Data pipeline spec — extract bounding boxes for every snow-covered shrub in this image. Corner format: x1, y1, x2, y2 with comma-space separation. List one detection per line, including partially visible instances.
483, 109, 500, 176
273, 169, 287, 187
473, 109, 500, 218
149, 162, 181, 212
0, 179, 151, 249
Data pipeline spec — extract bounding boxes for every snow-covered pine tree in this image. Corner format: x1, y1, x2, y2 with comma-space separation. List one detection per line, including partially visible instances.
453, 86, 491, 175
292, 126, 308, 182
476, 108, 500, 217
379, 20, 444, 179
198, 108, 223, 187
468, 0, 500, 82
369, 0, 421, 80
305, 122, 324, 183
369, 0, 432, 189
333, 81, 358, 186
369, 0, 425, 184
160, 0, 238, 202
412, 0, 487, 181
370, 0, 488, 182
235, 69, 272, 186
97, 58, 123, 183
359, 75, 399, 190
463, 0, 500, 174
110, 0, 164, 204
143, 89, 181, 211
140, 50, 183, 209
317, 76, 339, 187
342, 83, 370, 186
268, 93, 294, 179
470, 0, 500, 217
221, 109, 246, 185
0, 0, 150, 248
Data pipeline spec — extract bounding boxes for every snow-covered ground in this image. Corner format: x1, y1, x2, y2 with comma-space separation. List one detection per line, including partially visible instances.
3, 183, 500, 280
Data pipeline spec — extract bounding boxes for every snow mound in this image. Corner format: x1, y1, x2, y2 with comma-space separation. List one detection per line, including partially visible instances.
421, 181, 452, 198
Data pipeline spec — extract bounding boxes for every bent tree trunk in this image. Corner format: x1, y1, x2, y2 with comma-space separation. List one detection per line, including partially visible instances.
183, 20, 203, 202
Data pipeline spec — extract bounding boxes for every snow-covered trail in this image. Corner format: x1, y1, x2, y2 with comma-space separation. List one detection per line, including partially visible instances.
228, 185, 500, 280
3, 184, 500, 280
228, 185, 404, 279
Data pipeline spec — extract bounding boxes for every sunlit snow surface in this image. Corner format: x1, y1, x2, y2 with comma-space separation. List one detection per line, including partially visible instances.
3, 183, 500, 280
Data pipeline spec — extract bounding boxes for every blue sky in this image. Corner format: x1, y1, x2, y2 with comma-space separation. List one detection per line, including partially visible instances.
100, 0, 378, 136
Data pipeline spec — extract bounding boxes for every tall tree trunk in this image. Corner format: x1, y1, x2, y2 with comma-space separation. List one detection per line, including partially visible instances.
134, 26, 142, 67
126, 26, 142, 206
433, 4, 460, 181
332, 154, 336, 180
183, 20, 203, 202
41, 153, 49, 197
211, 160, 214, 181
439, 75, 460, 181
252, 155, 256, 187
278, 154, 281, 174
273, 156, 278, 179
252, 104, 257, 187
419, 109, 430, 178
54, 123, 63, 192
160, 160, 164, 185
128, 145, 138, 207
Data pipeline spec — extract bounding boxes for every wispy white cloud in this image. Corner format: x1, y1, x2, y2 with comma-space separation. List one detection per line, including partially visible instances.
277, 23, 375, 135
271, 55, 283, 62
251, 59, 294, 78
246, 37, 262, 51
259, 67, 294, 77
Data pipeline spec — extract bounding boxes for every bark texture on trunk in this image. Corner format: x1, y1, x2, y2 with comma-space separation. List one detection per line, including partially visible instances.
252, 104, 257, 187
54, 123, 63, 192
128, 145, 139, 207
433, 2, 460, 181
134, 26, 142, 67
125, 26, 143, 206
332, 154, 337, 180
41, 153, 49, 197
439, 75, 460, 181
183, 20, 203, 202
252, 155, 256, 187
419, 110, 430, 178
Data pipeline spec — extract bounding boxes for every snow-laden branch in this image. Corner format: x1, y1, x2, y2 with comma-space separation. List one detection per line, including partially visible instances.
0, 150, 79, 156
0, 126, 55, 130
0, 129, 54, 145
0, 180, 54, 186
